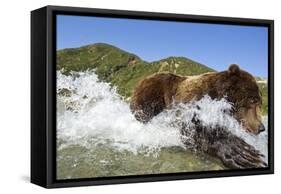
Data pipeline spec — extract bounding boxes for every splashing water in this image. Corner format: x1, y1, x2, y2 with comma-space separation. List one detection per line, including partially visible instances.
57, 70, 185, 155
56, 70, 268, 179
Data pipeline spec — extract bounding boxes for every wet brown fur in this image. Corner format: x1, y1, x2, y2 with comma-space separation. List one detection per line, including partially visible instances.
130, 64, 263, 134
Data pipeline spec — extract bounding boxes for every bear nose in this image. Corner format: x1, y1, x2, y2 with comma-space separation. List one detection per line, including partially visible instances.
257, 124, 265, 134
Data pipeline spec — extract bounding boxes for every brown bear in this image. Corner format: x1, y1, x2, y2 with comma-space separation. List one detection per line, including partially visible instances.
130, 64, 266, 169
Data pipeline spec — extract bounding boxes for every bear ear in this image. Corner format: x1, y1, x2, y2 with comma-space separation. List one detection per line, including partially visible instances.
228, 64, 240, 75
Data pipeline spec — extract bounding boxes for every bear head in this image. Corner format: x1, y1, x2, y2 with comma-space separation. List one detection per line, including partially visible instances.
212, 64, 265, 134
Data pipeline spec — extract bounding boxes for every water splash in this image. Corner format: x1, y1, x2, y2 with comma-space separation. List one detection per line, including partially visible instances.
57, 70, 268, 160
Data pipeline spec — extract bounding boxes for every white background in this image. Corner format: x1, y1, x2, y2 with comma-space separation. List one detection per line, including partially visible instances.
0, 0, 279, 193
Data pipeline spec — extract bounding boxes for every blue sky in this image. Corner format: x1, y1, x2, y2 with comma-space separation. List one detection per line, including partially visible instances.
57, 15, 268, 77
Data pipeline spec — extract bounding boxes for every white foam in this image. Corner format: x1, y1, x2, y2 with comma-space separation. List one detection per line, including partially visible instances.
56, 70, 268, 160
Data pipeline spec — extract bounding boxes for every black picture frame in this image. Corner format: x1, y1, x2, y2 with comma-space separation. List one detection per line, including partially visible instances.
31, 5, 274, 188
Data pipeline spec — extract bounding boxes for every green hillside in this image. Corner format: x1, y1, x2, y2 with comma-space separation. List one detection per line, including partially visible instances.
57, 43, 268, 114
57, 43, 214, 97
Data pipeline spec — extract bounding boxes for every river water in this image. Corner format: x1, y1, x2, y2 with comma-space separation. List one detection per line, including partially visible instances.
56, 70, 268, 180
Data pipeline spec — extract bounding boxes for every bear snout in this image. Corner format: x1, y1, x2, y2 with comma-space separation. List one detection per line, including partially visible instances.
257, 124, 266, 134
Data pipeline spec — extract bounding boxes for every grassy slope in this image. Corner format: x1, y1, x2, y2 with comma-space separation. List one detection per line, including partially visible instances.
57, 43, 214, 97
57, 43, 268, 114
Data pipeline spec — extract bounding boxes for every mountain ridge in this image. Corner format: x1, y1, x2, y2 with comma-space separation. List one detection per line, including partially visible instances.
57, 43, 267, 114
57, 43, 215, 97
